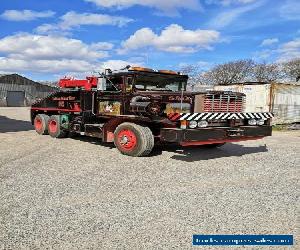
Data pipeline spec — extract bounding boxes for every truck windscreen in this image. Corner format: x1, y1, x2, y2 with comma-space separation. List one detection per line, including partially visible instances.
134, 75, 187, 91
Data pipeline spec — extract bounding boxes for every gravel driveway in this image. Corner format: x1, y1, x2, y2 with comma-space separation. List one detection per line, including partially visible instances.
0, 107, 299, 249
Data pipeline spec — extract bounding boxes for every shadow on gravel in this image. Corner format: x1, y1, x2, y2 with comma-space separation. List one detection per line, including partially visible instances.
71, 135, 114, 148
0, 115, 33, 133
153, 143, 268, 162
71, 135, 268, 161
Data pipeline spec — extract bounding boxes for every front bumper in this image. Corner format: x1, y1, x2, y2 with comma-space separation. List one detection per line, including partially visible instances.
160, 126, 272, 146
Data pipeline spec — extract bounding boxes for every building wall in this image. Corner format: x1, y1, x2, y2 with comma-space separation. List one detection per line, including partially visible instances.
214, 83, 300, 124
0, 81, 57, 107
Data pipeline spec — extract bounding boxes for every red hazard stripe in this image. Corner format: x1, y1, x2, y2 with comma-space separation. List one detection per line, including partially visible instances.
31, 107, 81, 112
168, 113, 181, 121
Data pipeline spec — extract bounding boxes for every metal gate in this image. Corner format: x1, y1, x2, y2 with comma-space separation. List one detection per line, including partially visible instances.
6, 91, 25, 107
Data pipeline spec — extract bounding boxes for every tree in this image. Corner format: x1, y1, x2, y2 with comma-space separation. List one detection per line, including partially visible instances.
252, 62, 283, 82
199, 59, 254, 85
282, 58, 300, 82
179, 65, 201, 86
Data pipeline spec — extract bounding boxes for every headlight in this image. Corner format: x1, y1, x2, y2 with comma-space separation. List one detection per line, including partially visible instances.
198, 121, 208, 128
189, 121, 198, 129
248, 119, 257, 126
257, 119, 265, 126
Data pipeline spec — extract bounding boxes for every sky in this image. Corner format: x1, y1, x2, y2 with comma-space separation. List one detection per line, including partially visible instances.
0, 0, 299, 81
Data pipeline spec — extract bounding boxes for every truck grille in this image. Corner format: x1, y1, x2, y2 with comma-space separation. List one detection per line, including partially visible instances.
203, 93, 245, 112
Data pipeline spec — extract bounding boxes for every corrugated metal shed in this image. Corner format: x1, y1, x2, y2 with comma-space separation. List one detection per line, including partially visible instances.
214, 82, 300, 124
271, 84, 300, 124
0, 74, 57, 107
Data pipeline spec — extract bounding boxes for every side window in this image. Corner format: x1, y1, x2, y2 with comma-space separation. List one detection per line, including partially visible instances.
105, 77, 123, 92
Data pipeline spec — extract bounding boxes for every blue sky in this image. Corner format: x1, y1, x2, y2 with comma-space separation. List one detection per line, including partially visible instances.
0, 0, 299, 80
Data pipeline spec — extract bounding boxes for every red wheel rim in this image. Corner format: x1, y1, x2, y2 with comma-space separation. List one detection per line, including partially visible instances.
34, 118, 43, 131
117, 129, 137, 151
49, 120, 58, 134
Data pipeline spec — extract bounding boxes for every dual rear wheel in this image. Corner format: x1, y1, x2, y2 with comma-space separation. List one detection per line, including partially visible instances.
34, 114, 67, 138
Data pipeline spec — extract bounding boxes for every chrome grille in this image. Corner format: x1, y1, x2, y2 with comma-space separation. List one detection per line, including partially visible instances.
204, 93, 245, 112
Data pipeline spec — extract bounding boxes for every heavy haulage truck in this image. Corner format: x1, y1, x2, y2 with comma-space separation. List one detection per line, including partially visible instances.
31, 67, 274, 157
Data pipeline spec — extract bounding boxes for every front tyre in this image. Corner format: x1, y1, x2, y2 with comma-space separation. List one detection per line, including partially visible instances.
48, 115, 68, 138
114, 123, 154, 157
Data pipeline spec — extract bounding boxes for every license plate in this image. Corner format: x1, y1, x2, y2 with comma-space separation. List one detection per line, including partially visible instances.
227, 129, 244, 137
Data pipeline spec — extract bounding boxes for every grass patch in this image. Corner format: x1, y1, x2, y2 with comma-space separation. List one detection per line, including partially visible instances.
272, 124, 289, 131
272, 123, 300, 131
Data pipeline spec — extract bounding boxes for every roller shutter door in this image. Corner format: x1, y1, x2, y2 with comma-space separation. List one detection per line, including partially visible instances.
6, 91, 25, 107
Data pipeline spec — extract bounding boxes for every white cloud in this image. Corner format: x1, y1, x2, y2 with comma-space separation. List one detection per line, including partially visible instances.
120, 24, 220, 54
0, 58, 140, 75
207, 0, 258, 5
277, 38, 300, 61
0, 33, 116, 75
280, 0, 300, 20
1, 10, 55, 21
91, 42, 114, 50
100, 60, 142, 70
0, 58, 96, 73
0, 33, 142, 77
35, 24, 63, 35
35, 11, 133, 34
208, 0, 264, 28
59, 11, 133, 29
254, 38, 300, 62
222, 0, 257, 5
253, 49, 273, 60
260, 38, 279, 47
85, 0, 201, 16
0, 34, 109, 61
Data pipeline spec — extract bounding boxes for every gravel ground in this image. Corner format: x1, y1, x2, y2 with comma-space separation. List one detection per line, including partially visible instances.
0, 107, 299, 250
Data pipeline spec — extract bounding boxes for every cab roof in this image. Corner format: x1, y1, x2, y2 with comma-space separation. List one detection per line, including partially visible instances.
107, 70, 189, 79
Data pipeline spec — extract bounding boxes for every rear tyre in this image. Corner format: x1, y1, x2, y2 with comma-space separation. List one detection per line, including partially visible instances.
34, 114, 49, 135
48, 115, 68, 138
114, 122, 154, 157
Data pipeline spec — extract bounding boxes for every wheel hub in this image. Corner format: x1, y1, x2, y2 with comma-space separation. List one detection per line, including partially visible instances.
117, 129, 137, 151
34, 118, 42, 131
120, 135, 129, 145
49, 120, 57, 133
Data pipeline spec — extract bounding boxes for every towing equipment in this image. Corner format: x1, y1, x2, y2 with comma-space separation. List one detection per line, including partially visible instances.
31, 67, 273, 156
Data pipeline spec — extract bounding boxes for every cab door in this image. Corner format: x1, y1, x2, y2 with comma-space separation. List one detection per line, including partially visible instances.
97, 76, 124, 116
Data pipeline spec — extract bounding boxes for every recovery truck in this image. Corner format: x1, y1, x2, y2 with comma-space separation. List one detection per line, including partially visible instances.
31, 67, 273, 157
